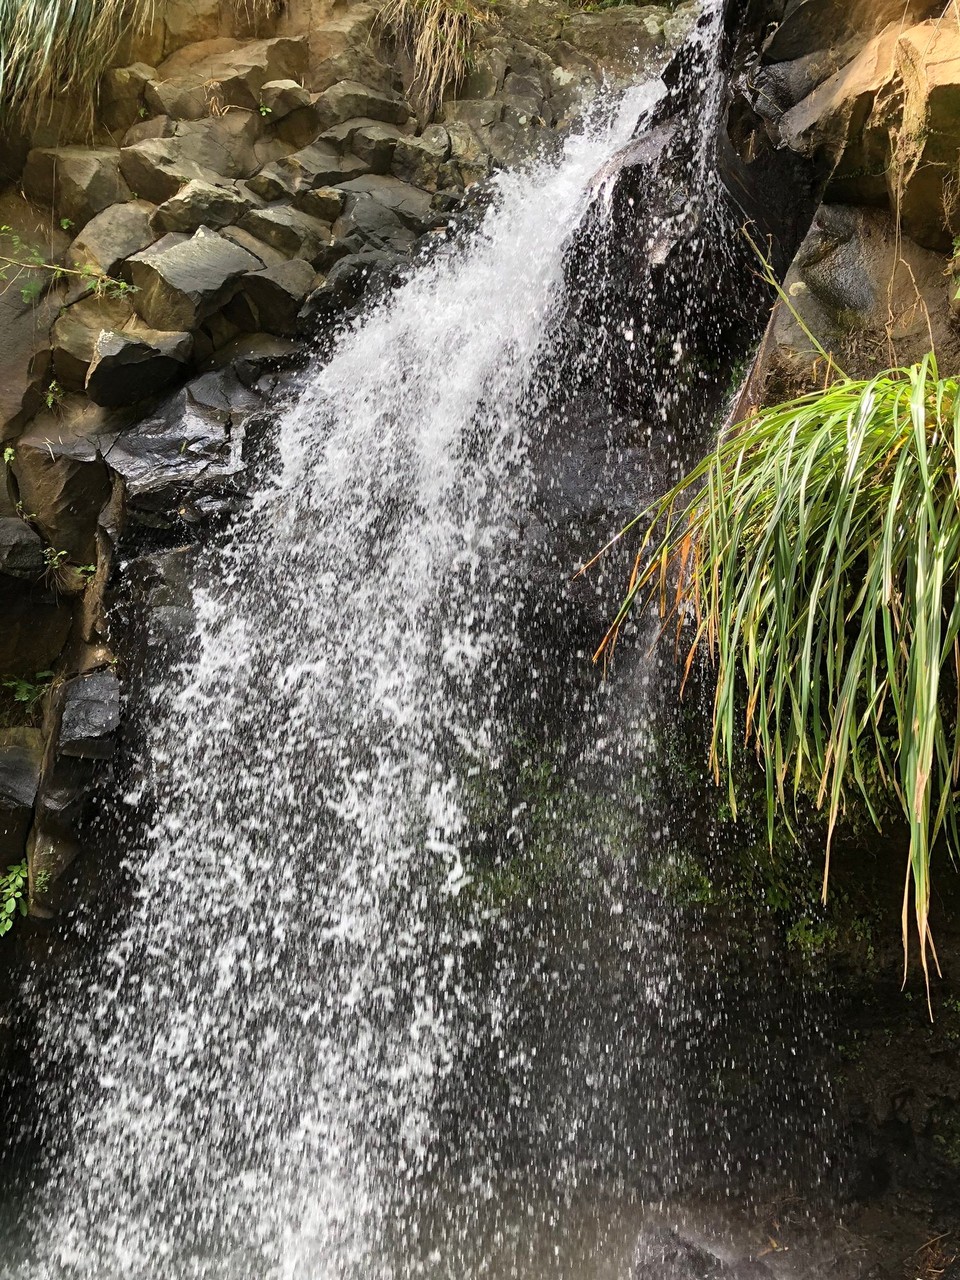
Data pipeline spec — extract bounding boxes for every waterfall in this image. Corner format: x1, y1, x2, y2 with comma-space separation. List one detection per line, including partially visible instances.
2, 5, 836, 1276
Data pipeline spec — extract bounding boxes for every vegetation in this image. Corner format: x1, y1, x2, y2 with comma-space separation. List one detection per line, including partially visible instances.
0, 862, 28, 937
592, 354, 960, 1003
0, 225, 137, 305
377, 0, 497, 119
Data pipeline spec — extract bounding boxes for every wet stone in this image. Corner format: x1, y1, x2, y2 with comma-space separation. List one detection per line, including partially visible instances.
58, 671, 121, 760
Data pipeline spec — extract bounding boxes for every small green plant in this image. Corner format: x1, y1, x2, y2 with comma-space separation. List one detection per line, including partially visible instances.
258, 101, 272, 116
44, 380, 64, 410
3, 446, 13, 465
0, 862, 28, 936
2, 671, 53, 707
592, 354, 960, 1006
58, 217, 73, 231
0, 226, 137, 304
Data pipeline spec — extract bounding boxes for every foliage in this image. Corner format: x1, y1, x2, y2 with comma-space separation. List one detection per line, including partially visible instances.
0, 0, 156, 128
2, 671, 53, 710
593, 354, 960, 1001
377, 0, 497, 119
0, 225, 136, 306
0, 862, 28, 937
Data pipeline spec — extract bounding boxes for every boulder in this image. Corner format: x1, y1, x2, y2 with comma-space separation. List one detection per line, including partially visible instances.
241, 259, 318, 335
391, 127, 451, 190
85, 329, 193, 407
155, 36, 308, 112
0, 729, 44, 812
162, 0, 221, 54
144, 78, 217, 122
336, 175, 440, 233
122, 116, 176, 148
239, 206, 335, 259
293, 186, 345, 222
51, 295, 138, 388
126, 227, 261, 329
151, 178, 253, 233
313, 80, 411, 129
260, 79, 311, 119
348, 122, 406, 175
58, 671, 121, 759
442, 99, 504, 130
12, 400, 115, 560
0, 579, 72, 677
66, 200, 157, 277
300, 249, 407, 320
247, 142, 368, 198
332, 195, 418, 254
220, 225, 290, 267
22, 148, 130, 228
0, 519, 44, 580
460, 47, 509, 99
761, 0, 940, 63
561, 5, 670, 71
100, 369, 257, 524
119, 113, 262, 204
100, 63, 157, 133
445, 122, 492, 187
270, 103, 324, 150
206, 332, 300, 386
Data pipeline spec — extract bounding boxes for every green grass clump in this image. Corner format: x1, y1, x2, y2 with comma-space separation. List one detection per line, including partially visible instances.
594, 355, 960, 1003
0, 0, 157, 128
377, 0, 496, 120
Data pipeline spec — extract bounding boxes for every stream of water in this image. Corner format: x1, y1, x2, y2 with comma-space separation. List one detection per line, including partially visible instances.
1, 7, 837, 1277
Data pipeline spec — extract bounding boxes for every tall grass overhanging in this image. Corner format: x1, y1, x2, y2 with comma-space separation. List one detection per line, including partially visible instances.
0, 0, 156, 129
591, 354, 960, 1004
377, 0, 496, 120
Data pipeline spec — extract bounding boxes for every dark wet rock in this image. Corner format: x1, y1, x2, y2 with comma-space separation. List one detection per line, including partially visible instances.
247, 141, 368, 199
58, 671, 121, 760
561, 5, 673, 71
100, 369, 257, 524
155, 36, 308, 113
13, 405, 113, 560
127, 227, 261, 330
205, 333, 300, 387
0, 730, 43, 814
314, 80, 411, 130
66, 200, 157, 277
391, 127, 451, 190
22, 148, 130, 228
100, 62, 157, 133
299, 249, 406, 323
51, 295, 139, 389
0, 518, 44, 580
241, 260, 318, 336
85, 329, 193, 407
239, 205, 334, 259
336, 175, 440, 233
348, 122, 407, 175
119, 113, 262, 204
332, 194, 418, 254
760, 0, 940, 64
151, 178, 254, 233
631, 1229, 775, 1279
260, 78, 312, 120
293, 186, 345, 223
0, 578, 72, 676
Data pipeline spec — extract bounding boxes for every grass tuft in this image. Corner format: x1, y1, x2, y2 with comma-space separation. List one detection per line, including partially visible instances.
592, 355, 960, 1008
377, 0, 496, 121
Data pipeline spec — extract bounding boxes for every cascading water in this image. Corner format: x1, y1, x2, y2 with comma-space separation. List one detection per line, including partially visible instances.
1, 6, 838, 1278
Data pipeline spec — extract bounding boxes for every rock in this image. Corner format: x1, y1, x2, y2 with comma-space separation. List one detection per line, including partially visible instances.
22, 148, 130, 228
442, 99, 504, 130
0, 729, 44, 812
85, 329, 193, 407
348, 122, 407, 174
66, 200, 157, 277
119, 113, 262, 204
391, 127, 450, 190
337, 175, 440, 232
247, 141, 368, 198
445, 122, 492, 187
127, 227, 261, 330
761, 0, 939, 63
100, 63, 157, 133
151, 179, 253, 233
0, 519, 44, 580
460, 47, 509, 99
12, 404, 113, 561
292, 186, 345, 222
220, 225, 290, 267
314, 80, 411, 129
0, 579, 72, 676
260, 78, 311, 119
241, 259, 317, 336
155, 36, 308, 112
270, 103, 324, 150
239, 206, 334, 259
122, 115, 176, 147
332, 195, 418, 254
58, 671, 120, 760
204, 332, 299, 385
299, 5, 381, 87
51, 295, 138, 388
300, 249, 406, 320
163, 0, 221, 54
561, 5, 669, 72
144, 78, 218, 122
100, 369, 256, 524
